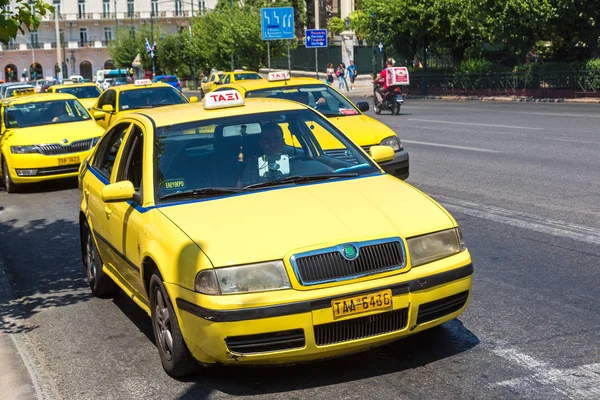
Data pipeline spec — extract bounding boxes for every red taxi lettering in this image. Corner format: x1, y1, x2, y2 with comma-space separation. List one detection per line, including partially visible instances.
209, 92, 240, 102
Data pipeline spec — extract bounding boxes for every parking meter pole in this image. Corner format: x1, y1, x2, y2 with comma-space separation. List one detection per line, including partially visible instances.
267, 42, 271, 71
315, 48, 319, 79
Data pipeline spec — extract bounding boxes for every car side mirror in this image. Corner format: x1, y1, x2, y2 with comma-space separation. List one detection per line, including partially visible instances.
356, 101, 370, 113
369, 145, 395, 163
189, 96, 198, 103
92, 110, 106, 120
101, 181, 135, 203
101, 104, 114, 113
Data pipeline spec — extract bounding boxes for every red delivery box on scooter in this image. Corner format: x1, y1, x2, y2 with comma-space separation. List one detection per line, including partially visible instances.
386, 67, 410, 87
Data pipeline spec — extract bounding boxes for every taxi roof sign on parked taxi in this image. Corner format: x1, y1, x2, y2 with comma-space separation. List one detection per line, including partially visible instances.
204, 90, 245, 110
267, 71, 291, 82
13, 88, 36, 97
134, 79, 153, 86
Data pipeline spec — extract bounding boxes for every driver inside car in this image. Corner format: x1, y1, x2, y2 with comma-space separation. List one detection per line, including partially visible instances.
239, 122, 288, 187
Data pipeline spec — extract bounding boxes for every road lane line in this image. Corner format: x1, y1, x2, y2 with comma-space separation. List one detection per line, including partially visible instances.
402, 140, 501, 153
407, 118, 543, 130
434, 195, 600, 245
489, 346, 600, 399
519, 112, 600, 118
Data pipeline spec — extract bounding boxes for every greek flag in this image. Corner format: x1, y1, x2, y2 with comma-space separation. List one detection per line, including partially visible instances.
145, 38, 152, 55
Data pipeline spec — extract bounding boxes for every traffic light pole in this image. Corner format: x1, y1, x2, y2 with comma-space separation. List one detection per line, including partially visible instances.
55, 8, 62, 79
150, 12, 156, 78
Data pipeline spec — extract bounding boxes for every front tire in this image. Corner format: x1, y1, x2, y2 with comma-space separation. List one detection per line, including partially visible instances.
82, 223, 119, 298
150, 273, 198, 378
374, 103, 382, 114
2, 157, 19, 193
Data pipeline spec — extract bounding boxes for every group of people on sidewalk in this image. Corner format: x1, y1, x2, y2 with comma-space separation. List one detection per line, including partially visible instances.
325, 60, 358, 91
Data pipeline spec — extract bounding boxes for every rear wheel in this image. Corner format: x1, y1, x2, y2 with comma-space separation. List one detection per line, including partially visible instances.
150, 273, 198, 378
394, 102, 401, 115
82, 223, 119, 298
1, 157, 19, 193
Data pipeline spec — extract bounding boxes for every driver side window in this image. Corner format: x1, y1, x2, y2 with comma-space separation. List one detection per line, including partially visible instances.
92, 123, 131, 180
97, 90, 116, 109
117, 125, 144, 193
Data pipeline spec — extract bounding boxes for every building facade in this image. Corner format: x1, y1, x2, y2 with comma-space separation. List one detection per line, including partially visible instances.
0, 0, 217, 82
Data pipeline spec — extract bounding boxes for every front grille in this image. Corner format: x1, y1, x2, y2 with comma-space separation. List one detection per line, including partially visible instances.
37, 139, 93, 155
225, 329, 305, 354
362, 145, 371, 154
292, 239, 405, 285
417, 291, 469, 324
35, 164, 80, 176
314, 308, 408, 346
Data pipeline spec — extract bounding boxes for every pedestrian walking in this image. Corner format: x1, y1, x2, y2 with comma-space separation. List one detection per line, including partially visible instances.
336, 63, 346, 90
326, 63, 335, 85
347, 60, 357, 91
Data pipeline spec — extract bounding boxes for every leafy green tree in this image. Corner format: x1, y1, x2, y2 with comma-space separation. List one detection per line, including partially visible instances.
0, 0, 54, 44
552, 0, 600, 59
107, 30, 149, 69
328, 17, 345, 35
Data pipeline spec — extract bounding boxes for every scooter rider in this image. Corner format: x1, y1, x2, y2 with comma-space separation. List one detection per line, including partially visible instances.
374, 58, 395, 104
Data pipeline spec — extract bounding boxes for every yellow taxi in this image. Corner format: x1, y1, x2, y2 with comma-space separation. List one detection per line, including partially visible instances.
215, 71, 409, 179
78, 89, 472, 377
1, 93, 104, 192
47, 82, 102, 110
200, 72, 224, 96
89, 79, 197, 129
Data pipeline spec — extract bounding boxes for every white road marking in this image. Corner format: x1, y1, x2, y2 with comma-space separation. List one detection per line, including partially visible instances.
519, 112, 600, 118
407, 118, 543, 130
435, 195, 600, 246
490, 346, 600, 399
402, 140, 501, 153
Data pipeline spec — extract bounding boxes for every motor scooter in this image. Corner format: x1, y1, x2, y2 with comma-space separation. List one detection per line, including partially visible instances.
373, 85, 404, 115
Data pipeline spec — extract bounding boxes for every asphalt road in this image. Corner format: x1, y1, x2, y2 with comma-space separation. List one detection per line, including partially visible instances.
0, 101, 599, 399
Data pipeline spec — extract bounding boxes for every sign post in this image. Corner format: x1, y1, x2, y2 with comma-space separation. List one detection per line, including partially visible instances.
261, 7, 295, 71
306, 29, 327, 81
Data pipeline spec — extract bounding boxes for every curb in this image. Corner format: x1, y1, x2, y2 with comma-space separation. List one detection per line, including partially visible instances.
404, 95, 600, 104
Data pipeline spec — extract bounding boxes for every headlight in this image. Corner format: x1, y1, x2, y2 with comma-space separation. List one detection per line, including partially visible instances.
407, 228, 466, 267
10, 145, 40, 154
195, 260, 291, 295
380, 135, 402, 151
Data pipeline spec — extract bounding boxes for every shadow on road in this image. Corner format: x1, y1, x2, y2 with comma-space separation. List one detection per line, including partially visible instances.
0, 217, 90, 334
5, 177, 79, 194
174, 318, 479, 399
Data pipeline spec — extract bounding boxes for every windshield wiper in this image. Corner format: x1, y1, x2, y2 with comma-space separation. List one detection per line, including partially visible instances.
160, 187, 242, 201
244, 173, 359, 190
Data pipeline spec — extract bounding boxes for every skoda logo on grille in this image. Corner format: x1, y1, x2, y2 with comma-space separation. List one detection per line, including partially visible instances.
341, 244, 359, 261
344, 150, 353, 159
61, 138, 69, 145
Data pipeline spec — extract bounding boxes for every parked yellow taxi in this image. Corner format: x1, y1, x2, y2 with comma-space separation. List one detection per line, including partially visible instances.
47, 82, 102, 110
89, 79, 196, 130
215, 71, 409, 179
1, 93, 104, 192
78, 89, 472, 377
200, 72, 225, 96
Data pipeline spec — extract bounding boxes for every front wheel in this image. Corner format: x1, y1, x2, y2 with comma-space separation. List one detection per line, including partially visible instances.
373, 103, 382, 114
150, 273, 198, 378
2, 157, 19, 193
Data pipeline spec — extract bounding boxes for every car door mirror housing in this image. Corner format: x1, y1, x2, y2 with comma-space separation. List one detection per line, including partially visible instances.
102, 181, 135, 203
356, 101, 370, 113
102, 104, 114, 113
189, 96, 198, 103
369, 145, 395, 164
92, 110, 106, 120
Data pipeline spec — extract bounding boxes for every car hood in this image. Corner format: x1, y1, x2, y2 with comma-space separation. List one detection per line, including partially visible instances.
158, 174, 455, 267
327, 114, 397, 147
3, 119, 104, 146
79, 98, 98, 110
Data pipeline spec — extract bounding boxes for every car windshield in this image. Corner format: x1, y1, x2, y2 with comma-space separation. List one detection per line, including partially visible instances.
5, 86, 34, 97
245, 84, 360, 117
56, 86, 102, 98
155, 109, 380, 202
4, 99, 91, 128
234, 73, 262, 81
158, 76, 178, 83
119, 87, 188, 111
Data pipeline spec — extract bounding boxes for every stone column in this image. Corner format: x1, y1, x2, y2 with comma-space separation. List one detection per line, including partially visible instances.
340, 30, 355, 66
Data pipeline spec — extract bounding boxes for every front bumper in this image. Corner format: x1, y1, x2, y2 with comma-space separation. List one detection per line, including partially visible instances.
379, 149, 409, 180
168, 255, 472, 366
5, 152, 91, 184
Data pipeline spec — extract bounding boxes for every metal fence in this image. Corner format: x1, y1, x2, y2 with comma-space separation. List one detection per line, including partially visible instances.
409, 70, 600, 98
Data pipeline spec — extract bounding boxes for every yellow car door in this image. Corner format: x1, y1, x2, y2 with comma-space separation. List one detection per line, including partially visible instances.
104, 122, 148, 301
84, 122, 132, 273
91, 88, 117, 129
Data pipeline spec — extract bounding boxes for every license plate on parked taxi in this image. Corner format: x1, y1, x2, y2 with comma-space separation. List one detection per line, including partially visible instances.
57, 156, 80, 165
332, 289, 392, 319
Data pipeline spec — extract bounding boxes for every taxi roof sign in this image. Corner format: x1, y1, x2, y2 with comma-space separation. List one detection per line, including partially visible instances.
13, 88, 36, 97
204, 90, 245, 110
267, 71, 291, 82
134, 79, 153, 86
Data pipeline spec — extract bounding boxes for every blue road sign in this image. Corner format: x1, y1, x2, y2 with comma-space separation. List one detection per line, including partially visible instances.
378, 42, 384, 53
305, 29, 328, 48
261, 7, 295, 40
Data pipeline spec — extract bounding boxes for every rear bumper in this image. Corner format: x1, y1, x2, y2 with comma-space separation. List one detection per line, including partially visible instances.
169, 259, 472, 366
379, 150, 409, 180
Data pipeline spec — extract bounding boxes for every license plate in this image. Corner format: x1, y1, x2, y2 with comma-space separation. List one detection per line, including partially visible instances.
396, 95, 404, 102
332, 289, 393, 319
57, 156, 80, 165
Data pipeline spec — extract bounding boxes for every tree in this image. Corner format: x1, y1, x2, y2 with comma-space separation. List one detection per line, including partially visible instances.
0, 0, 54, 44
107, 31, 149, 70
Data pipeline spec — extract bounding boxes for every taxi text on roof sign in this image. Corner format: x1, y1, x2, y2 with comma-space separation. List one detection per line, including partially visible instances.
267, 71, 291, 82
134, 79, 153, 86
204, 89, 245, 110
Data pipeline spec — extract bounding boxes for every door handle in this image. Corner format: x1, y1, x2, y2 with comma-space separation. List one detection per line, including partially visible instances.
84, 188, 90, 196
104, 206, 112, 219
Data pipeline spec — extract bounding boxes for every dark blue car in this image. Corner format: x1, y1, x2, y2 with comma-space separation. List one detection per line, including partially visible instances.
153, 75, 181, 91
